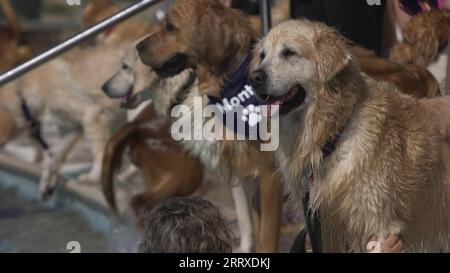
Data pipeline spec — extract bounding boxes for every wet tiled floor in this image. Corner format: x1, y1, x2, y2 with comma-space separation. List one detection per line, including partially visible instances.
0, 185, 107, 253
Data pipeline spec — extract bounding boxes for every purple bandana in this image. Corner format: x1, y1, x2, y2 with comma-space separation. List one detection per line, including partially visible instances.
208, 53, 264, 139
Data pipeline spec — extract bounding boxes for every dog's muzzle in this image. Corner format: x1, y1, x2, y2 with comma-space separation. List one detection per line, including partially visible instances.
250, 70, 307, 116
136, 39, 190, 78
153, 54, 190, 78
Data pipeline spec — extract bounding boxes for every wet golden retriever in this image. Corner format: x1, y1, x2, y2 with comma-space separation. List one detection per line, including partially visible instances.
250, 19, 450, 252
136, 0, 283, 253
135, 0, 441, 252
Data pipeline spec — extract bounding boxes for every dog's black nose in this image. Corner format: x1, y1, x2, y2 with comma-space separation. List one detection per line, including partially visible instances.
250, 70, 267, 87
101, 81, 110, 95
136, 41, 147, 53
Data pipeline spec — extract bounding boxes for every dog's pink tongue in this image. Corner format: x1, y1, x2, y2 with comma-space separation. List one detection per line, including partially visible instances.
262, 103, 281, 117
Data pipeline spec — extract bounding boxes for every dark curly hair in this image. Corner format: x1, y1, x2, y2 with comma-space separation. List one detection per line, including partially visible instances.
138, 197, 234, 253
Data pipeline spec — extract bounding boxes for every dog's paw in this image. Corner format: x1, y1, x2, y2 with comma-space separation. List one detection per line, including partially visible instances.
242, 105, 262, 127
76, 166, 101, 184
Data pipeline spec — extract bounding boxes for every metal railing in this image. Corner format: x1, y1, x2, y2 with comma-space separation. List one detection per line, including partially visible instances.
0, 0, 163, 87
0, 0, 272, 87
260, 0, 272, 35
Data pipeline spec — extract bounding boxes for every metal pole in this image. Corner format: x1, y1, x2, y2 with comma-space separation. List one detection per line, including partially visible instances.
0, 0, 163, 87
260, 0, 272, 35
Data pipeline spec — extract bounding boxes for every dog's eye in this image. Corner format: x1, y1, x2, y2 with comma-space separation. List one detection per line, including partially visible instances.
122, 64, 131, 70
282, 49, 297, 58
165, 22, 175, 33
260, 52, 266, 60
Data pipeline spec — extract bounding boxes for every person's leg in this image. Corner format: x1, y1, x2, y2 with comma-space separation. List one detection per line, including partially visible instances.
290, 0, 326, 22
323, 0, 385, 55
292, 0, 385, 55
446, 35, 450, 95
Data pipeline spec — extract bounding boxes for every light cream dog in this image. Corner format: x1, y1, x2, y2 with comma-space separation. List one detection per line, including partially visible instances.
0, 0, 159, 198
102, 48, 262, 253
250, 20, 450, 252
0, 45, 131, 198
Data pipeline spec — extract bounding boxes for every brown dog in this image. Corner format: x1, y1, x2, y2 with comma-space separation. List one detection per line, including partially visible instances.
102, 103, 204, 224
250, 19, 450, 252
390, 9, 450, 94
0, 0, 32, 72
136, 0, 283, 253
391, 9, 450, 67
358, 57, 440, 98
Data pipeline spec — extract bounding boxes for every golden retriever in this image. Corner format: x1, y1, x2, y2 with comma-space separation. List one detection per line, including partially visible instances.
250, 19, 450, 252
102, 52, 264, 252
135, 0, 283, 253
0, 3, 159, 199
135, 0, 442, 252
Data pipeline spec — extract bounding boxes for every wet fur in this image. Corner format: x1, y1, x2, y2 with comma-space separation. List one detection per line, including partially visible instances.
137, 0, 283, 252
253, 20, 450, 252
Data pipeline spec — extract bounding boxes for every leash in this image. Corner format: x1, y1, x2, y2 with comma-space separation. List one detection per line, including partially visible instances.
295, 133, 341, 253
302, 188, 323, 253
18, 91, 50, 151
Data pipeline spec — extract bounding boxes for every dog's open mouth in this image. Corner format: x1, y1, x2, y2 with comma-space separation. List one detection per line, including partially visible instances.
170, 69, 197, 109
154, 54, 189, 78
263, 85, 306, 115
121, 91, 142, 109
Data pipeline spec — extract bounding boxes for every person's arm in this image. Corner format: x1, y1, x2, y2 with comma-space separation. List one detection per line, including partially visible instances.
367, 234, 404, 253
393, 0, 412, 29
382, 0, 399, 55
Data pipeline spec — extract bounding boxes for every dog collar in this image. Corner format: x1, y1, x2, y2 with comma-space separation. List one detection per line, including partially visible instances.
321, 133, 341, 158
208, 52, 264, 140
304, 133, 341, 186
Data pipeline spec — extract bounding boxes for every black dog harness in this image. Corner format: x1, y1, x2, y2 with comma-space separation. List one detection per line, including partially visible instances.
18, 91, 50, 151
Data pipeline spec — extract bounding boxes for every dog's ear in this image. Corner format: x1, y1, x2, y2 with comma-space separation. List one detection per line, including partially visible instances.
403, 14, 441, 67
196, 2, 253, 73
249, 41, 263, 73
406, 28, 439, 66
83, 0, 114, 26
315, 28, 351, 83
